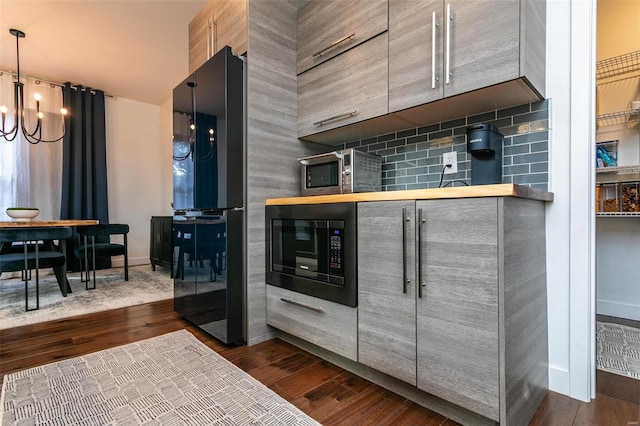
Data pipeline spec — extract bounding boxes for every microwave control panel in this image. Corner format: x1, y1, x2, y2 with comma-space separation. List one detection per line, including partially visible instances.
329, 228, 343, 275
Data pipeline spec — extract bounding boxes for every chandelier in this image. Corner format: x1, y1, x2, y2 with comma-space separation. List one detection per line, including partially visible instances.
0, 28, 68, 144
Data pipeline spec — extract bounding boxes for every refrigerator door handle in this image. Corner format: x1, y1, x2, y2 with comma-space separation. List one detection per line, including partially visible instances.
232, 207, 244, 211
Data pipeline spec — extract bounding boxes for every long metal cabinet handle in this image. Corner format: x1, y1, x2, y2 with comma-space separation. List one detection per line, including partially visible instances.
402, 207, 408, 294
445, 3, 451, 85
206, 17, 211, 58
280, 298, 324, 313
313, 110, 357, 126
312, 33, 356, 57
417, 208, 425, 298
211, 19, 217, 58
432, 11, 437, 89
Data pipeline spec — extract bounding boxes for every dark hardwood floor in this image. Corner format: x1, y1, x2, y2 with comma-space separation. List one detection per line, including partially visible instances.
1, 300, 638, 425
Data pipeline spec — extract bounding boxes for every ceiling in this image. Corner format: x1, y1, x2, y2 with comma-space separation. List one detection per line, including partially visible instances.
0, 0, 208, 105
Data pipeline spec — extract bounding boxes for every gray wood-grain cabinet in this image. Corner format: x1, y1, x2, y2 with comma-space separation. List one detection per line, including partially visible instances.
189, 0, 247, 73
266, 285, 358, 361
298, 32, 389, 139
297, 0, 388, 75
389, 0, 546, 113
357, 197, 548, 424
358, 201, 417, 385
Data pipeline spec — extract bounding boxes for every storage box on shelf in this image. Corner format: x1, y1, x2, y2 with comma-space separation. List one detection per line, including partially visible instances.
621, 181, 640, 212
600, 183, 620, 213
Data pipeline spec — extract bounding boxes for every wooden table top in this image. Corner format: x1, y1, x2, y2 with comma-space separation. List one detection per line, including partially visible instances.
0, 219, 99, 228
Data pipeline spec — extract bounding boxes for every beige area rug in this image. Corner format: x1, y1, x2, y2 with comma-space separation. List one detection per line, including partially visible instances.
596, 321, 640, 380
0, 265, 173, 330
0, 330, 320, 425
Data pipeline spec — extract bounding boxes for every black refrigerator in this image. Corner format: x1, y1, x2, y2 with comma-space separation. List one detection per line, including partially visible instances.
172, 46, 244, 345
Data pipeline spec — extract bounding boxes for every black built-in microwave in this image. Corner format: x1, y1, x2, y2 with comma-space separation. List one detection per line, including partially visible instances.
265, 202, 356, 307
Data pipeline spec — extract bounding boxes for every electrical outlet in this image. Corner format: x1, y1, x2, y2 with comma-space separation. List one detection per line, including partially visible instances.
443, 152, 457, 175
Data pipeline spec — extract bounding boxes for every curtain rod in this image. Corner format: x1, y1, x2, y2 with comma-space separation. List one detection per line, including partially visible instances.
0, 69, 116, 98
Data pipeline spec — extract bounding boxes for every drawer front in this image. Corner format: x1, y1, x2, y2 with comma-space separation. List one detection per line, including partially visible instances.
298, 33, 388, 140
297, 0, 388, 75
266, 285, 358, 361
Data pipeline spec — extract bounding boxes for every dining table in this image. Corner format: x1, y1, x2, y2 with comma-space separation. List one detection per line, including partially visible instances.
0, 219, 99, 295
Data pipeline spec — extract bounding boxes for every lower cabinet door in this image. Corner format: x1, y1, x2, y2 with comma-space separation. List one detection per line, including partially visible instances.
415, 198, 500, 421
266, 285, 358, 361
357, 200, 417, 385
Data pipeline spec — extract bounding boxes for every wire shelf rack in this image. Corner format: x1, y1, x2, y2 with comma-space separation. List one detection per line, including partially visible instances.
596, 212, 640, 217
596, 164, 640, 174
596, 50, 640, 80
597, 110, 640, 127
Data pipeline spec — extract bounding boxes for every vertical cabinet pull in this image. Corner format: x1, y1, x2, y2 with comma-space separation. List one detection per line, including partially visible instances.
417, 208, 425, 298
207, 17, 217, 59
402, 208, 409, 294
206, 17, 211, 59
432, 11, 437, 89
445, 3, 452, 85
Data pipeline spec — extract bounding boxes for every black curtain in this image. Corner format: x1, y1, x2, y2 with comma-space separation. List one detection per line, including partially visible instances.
60, 83, 110, 271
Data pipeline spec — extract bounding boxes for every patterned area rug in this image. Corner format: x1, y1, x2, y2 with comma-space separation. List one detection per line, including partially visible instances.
0, 265, 173, 330
596, 321, 640, 380
0, 330, 320, 425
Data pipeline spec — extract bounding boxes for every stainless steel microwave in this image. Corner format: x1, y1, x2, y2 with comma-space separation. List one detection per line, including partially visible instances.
298, 149, 382, 196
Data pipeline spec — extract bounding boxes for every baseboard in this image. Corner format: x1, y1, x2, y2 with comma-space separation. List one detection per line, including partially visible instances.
548, 365, 571, 396
597, 299, 640, 322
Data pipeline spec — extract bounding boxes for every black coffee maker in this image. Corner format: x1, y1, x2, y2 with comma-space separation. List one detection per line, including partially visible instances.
466, 124, 503, 185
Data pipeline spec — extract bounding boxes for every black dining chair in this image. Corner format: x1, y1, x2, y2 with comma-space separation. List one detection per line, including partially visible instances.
0, 226, 73, 311
75, 224, 129, 290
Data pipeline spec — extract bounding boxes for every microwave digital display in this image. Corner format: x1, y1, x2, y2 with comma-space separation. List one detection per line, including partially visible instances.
306, 161, 339, 189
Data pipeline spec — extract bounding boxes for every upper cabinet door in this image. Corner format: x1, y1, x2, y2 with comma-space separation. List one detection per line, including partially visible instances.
215, 0, 247, 57
444, 0, 520, 97
189, 1, 216, 73
297, 0, 388, 75
189, 0, 247, 74
389, 0, 444, 113
298, 33, 389, 139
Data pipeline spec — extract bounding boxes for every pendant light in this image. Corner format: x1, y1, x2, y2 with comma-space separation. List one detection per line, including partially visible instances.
0, 28, 68, 144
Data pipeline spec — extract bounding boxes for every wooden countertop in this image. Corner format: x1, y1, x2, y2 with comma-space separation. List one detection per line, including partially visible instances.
0, 219, 99, 228
266, 184, 554, 205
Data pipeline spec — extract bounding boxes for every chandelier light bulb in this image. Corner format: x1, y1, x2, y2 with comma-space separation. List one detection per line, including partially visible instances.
0, 106, 7, 114
60, 108, 68, 115
33, 93, 42, 101
190, 124, 196, 130
209, 129, 214, 135
37, 112, 44, 119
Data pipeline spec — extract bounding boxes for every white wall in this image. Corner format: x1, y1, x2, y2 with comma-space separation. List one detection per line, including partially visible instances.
545, 0, 596, 401
105, 96, 172, 266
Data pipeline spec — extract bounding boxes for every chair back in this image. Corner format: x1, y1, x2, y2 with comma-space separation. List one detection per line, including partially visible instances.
78, 224, 129, 237
0, 227, 73, 243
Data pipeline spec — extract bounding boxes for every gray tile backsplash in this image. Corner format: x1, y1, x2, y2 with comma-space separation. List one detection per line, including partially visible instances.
337, 100, 549, 191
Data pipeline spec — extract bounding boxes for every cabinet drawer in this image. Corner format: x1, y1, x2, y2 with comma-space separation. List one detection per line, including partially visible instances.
266, 285, 358, 361
297, 0, 388, 75
298, 33, 388, 140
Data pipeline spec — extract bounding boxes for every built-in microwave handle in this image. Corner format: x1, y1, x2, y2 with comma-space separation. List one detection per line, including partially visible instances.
297, 151, 344, 165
